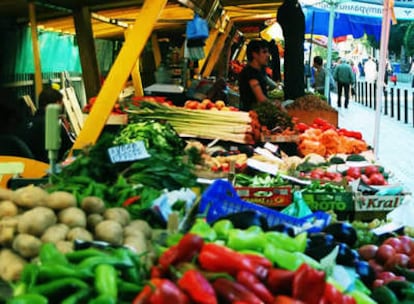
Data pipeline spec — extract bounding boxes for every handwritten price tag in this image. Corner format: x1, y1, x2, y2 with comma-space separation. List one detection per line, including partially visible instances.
108, 141, 150, 163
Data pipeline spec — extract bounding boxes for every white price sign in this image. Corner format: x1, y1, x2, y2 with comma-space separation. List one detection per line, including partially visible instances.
108, 141, 150, 163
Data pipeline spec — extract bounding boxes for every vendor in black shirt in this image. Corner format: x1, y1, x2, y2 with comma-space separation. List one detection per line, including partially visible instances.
238, 40, 275, 111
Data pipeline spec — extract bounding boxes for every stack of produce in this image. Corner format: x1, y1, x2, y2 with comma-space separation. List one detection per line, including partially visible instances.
296, 118, 368, 156
0, 186, 153, 282
126, 100, 261, 144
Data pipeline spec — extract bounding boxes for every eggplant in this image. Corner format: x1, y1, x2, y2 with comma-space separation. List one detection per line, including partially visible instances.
336, 242, 359, 267
307, 232, 335, 249
305, 243, 337, 261
354, 260, 376, 287
267, 223, 295, 237
323, 222, 357, 247
215, 210, 268, 230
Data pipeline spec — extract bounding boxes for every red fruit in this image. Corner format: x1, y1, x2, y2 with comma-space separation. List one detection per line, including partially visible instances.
369, 173, 386, 185
376, 244, 396, 264
384, 237, 403, 252
364, 165, 380, 177
377, 271, 396, 281
368, 259, 384, 276
358, 245, 378, 261
360, 174, 370, 185
408, 255, 414, 268
372, 279, 385, 288
347, 167, 362, 179
385, 253, 410, 271
398, 235, 414, 254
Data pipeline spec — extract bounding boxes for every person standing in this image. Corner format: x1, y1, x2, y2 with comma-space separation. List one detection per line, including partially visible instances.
277, 0, 305, 100
312, 56, 326, 96
238, 40, 272, 111
333, 58, 355, 108
364, 56, 378, 84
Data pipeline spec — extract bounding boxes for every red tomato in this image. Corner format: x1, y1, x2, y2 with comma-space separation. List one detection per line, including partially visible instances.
376, 244, 396, 264
383, 237, 403, 252
397, 235, 413, 254
346, 167, 362, 179
360, 174, 370, 185
385, 253, 410, 271
364, 165, 380, 177
369, 173, 386, 185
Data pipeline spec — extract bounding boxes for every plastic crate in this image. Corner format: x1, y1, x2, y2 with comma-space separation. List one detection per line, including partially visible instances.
199, 179, 331, 233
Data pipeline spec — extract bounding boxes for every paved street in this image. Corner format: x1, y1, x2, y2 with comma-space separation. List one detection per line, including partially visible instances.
332, 89, 414, 193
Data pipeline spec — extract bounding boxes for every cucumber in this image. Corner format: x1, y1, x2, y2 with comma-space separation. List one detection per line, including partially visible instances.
371, 285, 399, 304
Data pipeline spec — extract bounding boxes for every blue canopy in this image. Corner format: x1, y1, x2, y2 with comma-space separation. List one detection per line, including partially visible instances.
304, 7, 383, 41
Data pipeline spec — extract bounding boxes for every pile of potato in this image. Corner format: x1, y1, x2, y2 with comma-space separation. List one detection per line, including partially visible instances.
0, 186, 153, 282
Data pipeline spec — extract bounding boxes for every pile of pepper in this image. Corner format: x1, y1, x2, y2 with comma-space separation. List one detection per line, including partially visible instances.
133, 232, 363, 304
9, 243, 146, 304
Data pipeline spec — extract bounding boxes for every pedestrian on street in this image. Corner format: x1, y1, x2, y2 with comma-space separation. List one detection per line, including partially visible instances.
409, 60, 414, 88
364, 56, 378, 84
333, 58, 355, 108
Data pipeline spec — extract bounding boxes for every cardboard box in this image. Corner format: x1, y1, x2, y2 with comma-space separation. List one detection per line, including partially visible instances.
235, 186, 292, 208
302, 191, 354, 212
260, 134, 300, 143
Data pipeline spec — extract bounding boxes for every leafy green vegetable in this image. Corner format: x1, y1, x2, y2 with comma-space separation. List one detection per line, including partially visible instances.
253, 101, 293, 130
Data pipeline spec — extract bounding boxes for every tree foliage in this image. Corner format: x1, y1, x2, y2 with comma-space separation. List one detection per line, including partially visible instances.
404, 23, 414, 57
389, 23, 407, 57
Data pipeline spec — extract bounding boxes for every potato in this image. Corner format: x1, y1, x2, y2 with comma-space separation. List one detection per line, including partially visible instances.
41, 224, 69, 243
12, 233, 42, 258
81, 196, 106, 214
0, 249, 27, 281
13, 185, 49, 208
0, 200, 18, 219
58, 207, 86, 228
0, 225, 15, 246
95, 220, 123, 246
87, 214, 103, 230
123, 232, 147, 254
55, 240, 74, 254
0, 188, 14, 201
1, 216, 20, 229
103, 208, 130, 227
18, 207, 57, 236
66, 227, 93, 242
46, 191, 77, 210
126, 220, 152, 239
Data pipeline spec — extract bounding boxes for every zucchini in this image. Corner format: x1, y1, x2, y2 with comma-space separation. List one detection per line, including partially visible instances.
371, 285, 399, 304
329, 156, 346, 164
346, 154, 367, 162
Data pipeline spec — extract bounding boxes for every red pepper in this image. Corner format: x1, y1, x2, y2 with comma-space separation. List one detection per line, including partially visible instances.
158, 234, 204, 271
273, 295, 306, 304
132, 278, 190, 304
295, 122, 309, 132
266, 268, 295, 295
243, 253, 272, 269
198, 243, 267, 279
236, 270, 274, 304
212, 278, 263, 304
122, 195, 141, 207
292, 263, 326, 304
150, 265, 165, 279
323, 283, 357, 304
177, 269, 217, 304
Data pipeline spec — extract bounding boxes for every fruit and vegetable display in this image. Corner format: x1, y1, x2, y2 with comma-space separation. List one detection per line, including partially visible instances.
126, 100, 261, 144
1, 92, 413, 304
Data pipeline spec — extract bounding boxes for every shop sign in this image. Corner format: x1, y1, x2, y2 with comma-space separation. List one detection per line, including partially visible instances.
355, 195, 405, 211
108, 141, 150, 163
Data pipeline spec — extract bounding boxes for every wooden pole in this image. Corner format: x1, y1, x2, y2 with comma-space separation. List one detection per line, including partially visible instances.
72, 0, 168, 151
28, 2, 43, 106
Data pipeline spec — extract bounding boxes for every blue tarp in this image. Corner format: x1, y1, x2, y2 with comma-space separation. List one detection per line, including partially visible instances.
304, 7, 383, 41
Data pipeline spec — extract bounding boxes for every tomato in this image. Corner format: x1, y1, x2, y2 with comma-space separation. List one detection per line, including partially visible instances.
360, 174, 370, 185
358, 244, 378, 261
384, 253, 410, 271
364, 165, 380, 177
397, 235, 413, 254
346, 167, 362, 179
368, 259, 384, 276
383, 237, 403, 252
376, 271, 396, 281
369, 173, 386, 185
376, 244, 396, 264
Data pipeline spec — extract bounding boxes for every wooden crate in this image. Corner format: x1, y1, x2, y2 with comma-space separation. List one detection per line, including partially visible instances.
287, 109, 338, 127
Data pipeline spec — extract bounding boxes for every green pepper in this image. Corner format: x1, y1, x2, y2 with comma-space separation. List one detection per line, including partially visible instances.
94, 264, 118, 300
61, 288, 91, 304
65, 247, 108, 263
227, 229, 266, 252
39, 242, 68, 265
76, 255, 134, 275
189, 219, 217, 241
13, 264, 39, 296
37, 263, 92, 280
88, 294, 117, 304
212, 219, 233, 240
263, 244, 301, 271
264, 231, 307, 253
30, 277, 88, 298
166, 233, 184, 247
7, 294, 48, 304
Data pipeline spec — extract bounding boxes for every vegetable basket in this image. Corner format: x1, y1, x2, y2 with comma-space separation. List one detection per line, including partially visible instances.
198, 179, 331, 233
